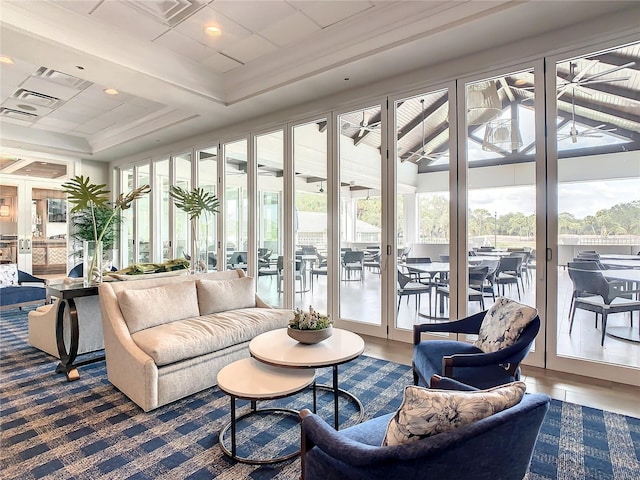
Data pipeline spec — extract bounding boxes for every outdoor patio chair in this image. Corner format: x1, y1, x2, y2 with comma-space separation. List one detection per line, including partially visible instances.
567, 263, 640, 345
495, 255, 524, 299
342, 250, 365, 281
363, 252, 382, 275
405, 257, 432, 285
436, 266, 489, 312
397, 269, 432, 316
277, 255, 306, 295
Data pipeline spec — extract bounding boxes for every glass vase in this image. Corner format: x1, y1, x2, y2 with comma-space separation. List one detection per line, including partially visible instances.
83, 240, 103, 286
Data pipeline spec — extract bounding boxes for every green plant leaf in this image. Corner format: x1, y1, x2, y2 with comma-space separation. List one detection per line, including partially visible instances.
61, 175, 110, 213
169, 186, 219, 220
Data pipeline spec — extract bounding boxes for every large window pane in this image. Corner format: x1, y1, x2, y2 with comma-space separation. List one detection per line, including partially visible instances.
338, 106, 382, 325
198, 146, 218, 271
555, 43, 640, 368
395, 90, 450, 328
465, 70, 537, 321
256, 131, 283, 306
155, 158, 170, 262
174, 153, 191, 262
224, 139, 248, 269
294, 120, 328, 312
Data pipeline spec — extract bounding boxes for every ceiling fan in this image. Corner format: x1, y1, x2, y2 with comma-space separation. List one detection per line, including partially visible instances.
558, 90, 616, 143
404, 99, 450, 163
342, 111, 381, 137
556, 59, 635, 100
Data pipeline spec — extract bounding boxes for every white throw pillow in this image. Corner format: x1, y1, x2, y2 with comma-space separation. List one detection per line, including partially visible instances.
382, 381, 526, 446
0, 264, 18, 286
118, 281, 199, 333
473, 297, 537, 353
196, 276, 256, 315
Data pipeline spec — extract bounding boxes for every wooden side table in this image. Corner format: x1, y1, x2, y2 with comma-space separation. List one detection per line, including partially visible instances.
46, 282, 102, 381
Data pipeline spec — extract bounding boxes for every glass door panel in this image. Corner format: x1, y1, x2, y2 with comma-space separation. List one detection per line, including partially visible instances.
135, 165, 151, 263
31, 188, 67, 275
224, 139, 248, 270
154, 158, 170, 262
465, 70, 538, 321
553, 43, 640, 373
338, 106, 382, 330
198, 146, 218, 272
174, 154, 191, 262
256, 131, 284, 306
0, 185, 18, 266
293, 120, 328, 312
121, 168, 134, 267
394, 89, 451, 330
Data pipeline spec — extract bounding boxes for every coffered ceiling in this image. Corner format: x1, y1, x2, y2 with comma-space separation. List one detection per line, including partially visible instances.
0, 0, 638, 169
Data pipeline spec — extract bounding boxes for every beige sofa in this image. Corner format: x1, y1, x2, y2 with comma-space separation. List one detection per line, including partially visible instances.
98, 269, 293, 412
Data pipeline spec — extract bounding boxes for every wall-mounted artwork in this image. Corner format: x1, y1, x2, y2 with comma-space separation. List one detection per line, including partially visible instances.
47, 199, 67, 223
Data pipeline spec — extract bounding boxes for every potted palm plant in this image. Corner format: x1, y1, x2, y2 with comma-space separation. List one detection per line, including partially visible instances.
62, 175, 150, 285
169, 186, 219, 273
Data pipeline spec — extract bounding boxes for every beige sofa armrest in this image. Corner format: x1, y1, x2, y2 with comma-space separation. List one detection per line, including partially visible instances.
98, 283, 159, 411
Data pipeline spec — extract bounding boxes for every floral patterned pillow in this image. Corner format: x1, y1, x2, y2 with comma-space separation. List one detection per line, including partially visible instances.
382, 382, 526, 446
0, 264, 18, 286
473, 297, 537, 353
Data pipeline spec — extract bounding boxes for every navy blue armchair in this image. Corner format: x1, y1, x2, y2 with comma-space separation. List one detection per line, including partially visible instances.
299, 379, 549, 480
413, 310, 540, 389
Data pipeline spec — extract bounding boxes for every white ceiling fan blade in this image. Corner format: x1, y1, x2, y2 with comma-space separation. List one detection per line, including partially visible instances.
579, 77, 631, 87
581, 61, 635, 83
571, 60, 599, 83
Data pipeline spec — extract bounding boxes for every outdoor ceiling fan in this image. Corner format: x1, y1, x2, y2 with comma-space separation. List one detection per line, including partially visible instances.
558, 90, 616, 143
404, 99, 449, 163
342, 111, 381, 137
556, 60, 635, 100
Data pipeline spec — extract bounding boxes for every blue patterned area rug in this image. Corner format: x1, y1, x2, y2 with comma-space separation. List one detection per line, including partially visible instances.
1, 307, 639, 479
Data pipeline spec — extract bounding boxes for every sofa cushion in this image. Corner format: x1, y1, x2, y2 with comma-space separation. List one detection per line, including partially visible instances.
382, 381, 526, 446
196, 276, 256, 315
0, 264, 18, 286
118, 281, 199, 334
473, 297, 537, 353
130, 307, 293, 366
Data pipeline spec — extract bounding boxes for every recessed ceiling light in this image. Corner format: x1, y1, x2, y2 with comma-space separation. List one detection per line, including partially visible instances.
17, 104, 37, 111
204, 26, 221, 36
104, 88, 119, 95
514, 78, 528, 86
0, 56, 14, 64
76, 65, 85, 70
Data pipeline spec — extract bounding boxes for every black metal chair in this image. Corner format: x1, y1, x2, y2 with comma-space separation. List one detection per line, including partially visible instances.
342, 250, 364, 281
436, 266, 489, 312
567, 262, 640, 345
397, 269, 432, 316
495, 255, 524, 299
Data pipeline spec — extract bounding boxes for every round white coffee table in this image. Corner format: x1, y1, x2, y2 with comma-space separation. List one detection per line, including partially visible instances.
249, 328, 365, 430
217, 357, 315, 464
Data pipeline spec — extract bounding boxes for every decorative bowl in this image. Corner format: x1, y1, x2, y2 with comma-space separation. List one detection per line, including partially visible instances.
287, 325, 333, 344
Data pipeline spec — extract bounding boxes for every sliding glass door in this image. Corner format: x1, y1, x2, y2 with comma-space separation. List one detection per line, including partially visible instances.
336, 104, 385, 336
547, 42, 640, 384
392, 87, 452, 336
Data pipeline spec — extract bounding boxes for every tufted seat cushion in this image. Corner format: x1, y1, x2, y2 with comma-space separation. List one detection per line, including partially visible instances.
130, 307, 293, 366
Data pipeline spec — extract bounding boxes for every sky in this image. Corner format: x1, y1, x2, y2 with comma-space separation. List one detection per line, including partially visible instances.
469, 178, 640, 218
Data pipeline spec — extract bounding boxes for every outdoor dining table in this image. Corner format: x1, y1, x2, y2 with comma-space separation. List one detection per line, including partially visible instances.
601, 259, 640, 269
599, 254, 640, 261
402, 257, 499, 319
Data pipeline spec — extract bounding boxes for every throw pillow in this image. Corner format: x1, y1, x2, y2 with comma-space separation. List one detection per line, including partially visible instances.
473, 297, 537, 353
0, 264, 18, 286
196, 276, 256, 315
118, 281, 199, 333
382, 381, 526, 446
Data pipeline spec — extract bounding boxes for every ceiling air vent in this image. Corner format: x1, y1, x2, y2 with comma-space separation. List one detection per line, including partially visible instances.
13, 89, 61, 108
0, 107, 38, 120
125, 0, 202, 26
34, 67, 92, 90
